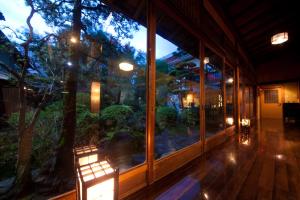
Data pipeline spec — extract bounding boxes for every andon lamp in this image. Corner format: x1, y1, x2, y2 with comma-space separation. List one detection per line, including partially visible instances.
226, 117, 234, 126
241, 118, 250, 127
76, 160, 119, 200
74, 145, 99, 166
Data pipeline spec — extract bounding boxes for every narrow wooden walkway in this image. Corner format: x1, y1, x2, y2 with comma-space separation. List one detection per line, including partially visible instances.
126, 119, 300, 200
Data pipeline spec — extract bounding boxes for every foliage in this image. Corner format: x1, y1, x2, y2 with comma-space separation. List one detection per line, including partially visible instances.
100, 104, 133, 122
156, 106, 177, 130
180, 108, 199, 126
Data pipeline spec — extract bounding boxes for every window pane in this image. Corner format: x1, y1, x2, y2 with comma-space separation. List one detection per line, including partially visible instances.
155, 12, 200, 159
225, 65, 234, 127
205, 48, 224, 137
75, 10, 146, 172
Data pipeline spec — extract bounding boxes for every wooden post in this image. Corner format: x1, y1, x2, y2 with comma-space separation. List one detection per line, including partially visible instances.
199, 42, 206, 151
235, 65, 240, 134
223, 57, 226, 131
146, 0, 156, 185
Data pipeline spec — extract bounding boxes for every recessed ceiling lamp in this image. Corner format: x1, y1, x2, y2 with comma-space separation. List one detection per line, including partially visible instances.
119, 62, 133, 71
271, 32, 288, 45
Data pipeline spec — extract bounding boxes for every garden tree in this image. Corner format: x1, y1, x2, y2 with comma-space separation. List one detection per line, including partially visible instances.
0, 1, 58, 197
33, 0, 140, 191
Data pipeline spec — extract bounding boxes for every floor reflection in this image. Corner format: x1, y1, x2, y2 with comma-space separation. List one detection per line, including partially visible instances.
126, 119, 300, 200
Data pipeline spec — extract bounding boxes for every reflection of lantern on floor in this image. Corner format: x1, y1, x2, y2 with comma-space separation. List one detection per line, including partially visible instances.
76, 160, 119, 200
91, 82, 101, 113
74, 145, 99, 166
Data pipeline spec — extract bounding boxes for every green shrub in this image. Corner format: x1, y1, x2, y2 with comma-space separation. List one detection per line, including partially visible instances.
181, 108, 199, 126
100, 105, 134, 140
156, 106, 177, 129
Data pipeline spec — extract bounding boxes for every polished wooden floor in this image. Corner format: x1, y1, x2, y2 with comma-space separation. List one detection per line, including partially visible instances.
126, 119, 300, 200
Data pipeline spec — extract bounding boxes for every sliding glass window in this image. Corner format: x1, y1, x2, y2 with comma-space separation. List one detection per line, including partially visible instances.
155, 11, 200, 159
204, 48, 224, 137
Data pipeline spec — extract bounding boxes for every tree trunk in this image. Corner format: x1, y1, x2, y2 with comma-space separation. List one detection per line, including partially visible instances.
53, 0, 82, 191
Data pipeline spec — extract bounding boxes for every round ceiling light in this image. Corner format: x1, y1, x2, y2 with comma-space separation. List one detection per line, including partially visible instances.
119, 62, 133, 71
271, 32, 288, 45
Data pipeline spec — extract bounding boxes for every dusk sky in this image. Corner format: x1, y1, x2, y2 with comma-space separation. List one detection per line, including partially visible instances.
0, 0, 177, 58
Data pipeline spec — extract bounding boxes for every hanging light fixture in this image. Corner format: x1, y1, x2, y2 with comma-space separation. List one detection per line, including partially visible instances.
91, 82, 101, 113
271, 32, 288, 45
119, 62, 133, 71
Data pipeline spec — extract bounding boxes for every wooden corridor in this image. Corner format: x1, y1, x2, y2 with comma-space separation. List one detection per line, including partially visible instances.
126, 120, 300, 200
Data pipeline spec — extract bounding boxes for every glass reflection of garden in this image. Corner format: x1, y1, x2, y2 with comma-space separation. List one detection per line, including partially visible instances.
204, 52, 224, 138
155, 49, 200, 159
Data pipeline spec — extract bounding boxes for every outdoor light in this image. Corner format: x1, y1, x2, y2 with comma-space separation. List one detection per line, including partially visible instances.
74, 145, 99, 166
91, 82, 101, 113
226, 117, 234, 126
119, 62, 133, 71
227, 78, 234, 84
76, 160, 119, 200
186, 93, 194, 104
271, 32, 288, 45
67, 61, 72, 66
203, 57, 209, 64
70, 36, 78, 43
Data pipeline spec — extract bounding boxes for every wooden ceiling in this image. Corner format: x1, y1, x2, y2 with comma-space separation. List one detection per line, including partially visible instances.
216, 0, 300, 65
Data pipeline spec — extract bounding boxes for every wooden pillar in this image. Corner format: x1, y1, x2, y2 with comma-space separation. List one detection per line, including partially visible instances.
146, 0, 156, 185
199, 42, 206, 150
222, 58, 226, 130
234, 65, 240, 134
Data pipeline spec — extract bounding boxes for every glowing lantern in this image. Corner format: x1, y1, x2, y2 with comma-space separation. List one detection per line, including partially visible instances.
227, 77, 234, 84
226, 117, 234, 126
91, 82, 101, 113
241, 118, 250, 127
74, 145, 99, 166
119, 62, 133, 71
271, 32, 288, 45
76, 160, 119, 200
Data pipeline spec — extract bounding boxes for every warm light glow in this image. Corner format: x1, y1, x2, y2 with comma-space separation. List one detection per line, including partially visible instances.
227, 78, 234, 84
271, 32, 288, 45
204, 57, 209, 64
203, 192, 209, 199
119, 62, 133, 71
226, 117, 234, 126
70, 36, 78, 43
275, 154, 285, 160
77, 160, 115, 200
241, 118, 250, 127
91, 82, 101, 113
186, 93, 194, 104
241, 138, 250, 146
74, 145, 99, 166
228, 153, 236, 164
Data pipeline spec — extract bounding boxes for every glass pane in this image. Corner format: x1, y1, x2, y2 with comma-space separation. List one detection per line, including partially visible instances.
76, 13, 147, 171
204, 48, 224, 137
155, 11, 200, 159
225, 65, 234, 127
